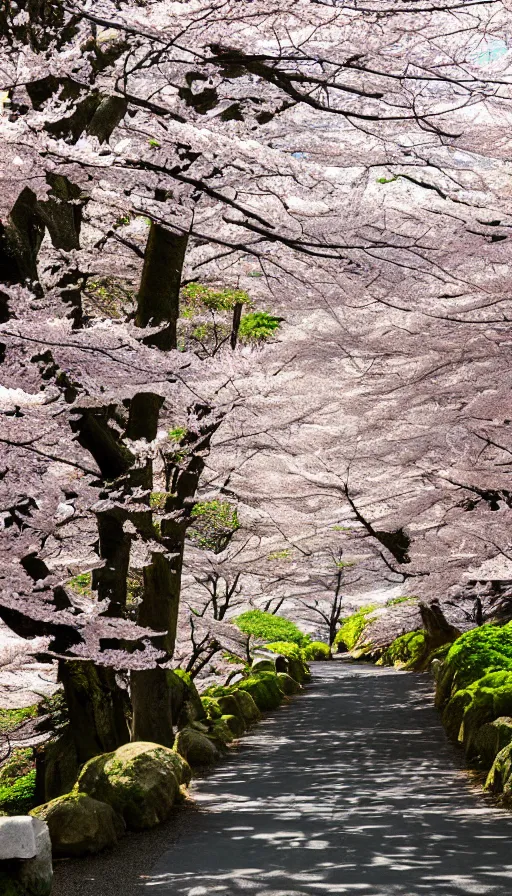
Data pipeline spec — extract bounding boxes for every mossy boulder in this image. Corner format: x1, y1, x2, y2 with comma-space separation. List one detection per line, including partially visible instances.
210, 717, 236, 745
201, 696, 223, 721
334, 605, 379, 653
216, 694, 243, 719
264, 643, 311, 683
442, 672, 512, 755
473, 717, 512, 768
302, 641, 331, 661
486, 742, 512, 797
277, 672, 301, 696
378, 630, 428, 671
232, 690, 261, 724
251, 657, 283, 675
173, 727, 219, 767
76, 742, 189, 831
31, 792, 124, 857
435, 623, 512, 709
237, 672, 283, 712
221, 714, 245, 738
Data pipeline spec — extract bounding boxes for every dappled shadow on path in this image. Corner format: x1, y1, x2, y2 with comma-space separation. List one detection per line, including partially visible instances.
148, 662, 512, 896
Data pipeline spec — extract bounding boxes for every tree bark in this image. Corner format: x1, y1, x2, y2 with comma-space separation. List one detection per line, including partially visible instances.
135, 223, 188, 350
59, 660, 130, 764
230, 301, 243, 349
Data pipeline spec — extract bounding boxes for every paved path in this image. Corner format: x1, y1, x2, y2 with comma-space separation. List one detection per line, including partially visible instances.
147, 661, 512, 896
53, 661, 512, 896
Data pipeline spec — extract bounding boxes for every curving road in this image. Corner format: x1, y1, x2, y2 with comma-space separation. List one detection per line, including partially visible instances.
54, 661, 512, 896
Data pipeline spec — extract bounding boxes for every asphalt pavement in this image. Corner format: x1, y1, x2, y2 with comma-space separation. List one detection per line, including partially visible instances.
54, 660, 512, 896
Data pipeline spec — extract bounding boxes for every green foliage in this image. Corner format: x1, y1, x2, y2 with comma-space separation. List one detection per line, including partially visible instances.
264, 641, 303, 660
188, 499, 240, 552
334, 604, 379, 651
302, 641, 331, 661
68, 571, 92, 597
332, 525, 352, 532
84, 276, 132, 318
385, 595, 418, 607
149, 491, 168, 509
267, 549, 292, 561
148, 138, 160, 148
335, 559, 355, 569
0, 705, 37, 733
234, 609, 305, 645
378, 630, 427, 669
182, 282, 251, 312
238, 311, 281, 342
376, 175, 398, 184
0, 749, 36, 814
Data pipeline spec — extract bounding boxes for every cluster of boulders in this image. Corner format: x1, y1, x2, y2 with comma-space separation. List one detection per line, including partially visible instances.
433, 623, 512, 801
0, 648, 310, 889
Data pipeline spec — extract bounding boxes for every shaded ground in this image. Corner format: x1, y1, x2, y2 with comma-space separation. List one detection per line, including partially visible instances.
54, 661, 512, 896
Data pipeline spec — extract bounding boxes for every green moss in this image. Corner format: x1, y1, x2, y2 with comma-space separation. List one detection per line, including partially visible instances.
182, 282, 251, 312
188, 499, 240, 552
234, 610, 305, 645
0, 749, 36, 814
267, 549, 292, 561
302, 641, 331, 661
149, 491, 169, 509
378, 630, 427, 670
437, 623, 512, 708
168, 426, 187, 443
0, 705, 37, 733
237, 672, 283, 712
334, 605, 379, 652
385, 595, 418, 607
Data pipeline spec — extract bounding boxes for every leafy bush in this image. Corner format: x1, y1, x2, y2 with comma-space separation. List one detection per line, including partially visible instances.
182, 282, 251, 312
188, 499, 240, 553
264, 641, 303, 659
334, 605, 379, 651
238, 311, 281, 342
0, 749, 36, 814
234, 610, 305, 645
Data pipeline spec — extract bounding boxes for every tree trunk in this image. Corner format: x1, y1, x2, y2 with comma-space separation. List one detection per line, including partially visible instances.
230, 301, 243, 349
130, 550, 182, 746
135, 223, 188, 350
59, 660, 130, 764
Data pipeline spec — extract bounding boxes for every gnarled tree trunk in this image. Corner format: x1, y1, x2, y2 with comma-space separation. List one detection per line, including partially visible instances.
135, 223, 188, 350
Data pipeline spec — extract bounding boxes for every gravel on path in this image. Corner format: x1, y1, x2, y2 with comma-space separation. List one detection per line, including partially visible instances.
53, 660, 512, 896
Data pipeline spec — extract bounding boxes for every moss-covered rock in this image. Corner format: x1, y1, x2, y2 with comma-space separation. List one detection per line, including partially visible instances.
264, 642, 311, 683
221, 713, 245, 738
169, 669, 206, 730
210, 716, 236, 745
435, 623, 512, 709
334, 605, 379, 653
378, 630, 427, 670
237, 672, 283, 711
76, 742, 189, 831
201, 696, 223, 721
232, 690, 261, 724
442, 671, 512, 757
216, 694, 243, 719
277, 672, 302, 696
173, 727, 219, 766
302, 641, 331, 661
486, 742, 512, 796
473, 716, 512, 768
31, 792, 124, 857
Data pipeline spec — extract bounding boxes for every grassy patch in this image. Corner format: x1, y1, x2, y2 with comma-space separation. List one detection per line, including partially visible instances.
0, 706, 37, 734
238, 311, 281, 342
0, 749, 36, 815
334, 604, 379, 651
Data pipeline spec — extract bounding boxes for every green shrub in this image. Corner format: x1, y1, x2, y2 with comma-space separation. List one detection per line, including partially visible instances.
182, 283, 251, 312
334, 605, 379, 651
234, 610, 305, 645
238, 312, 281, 342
